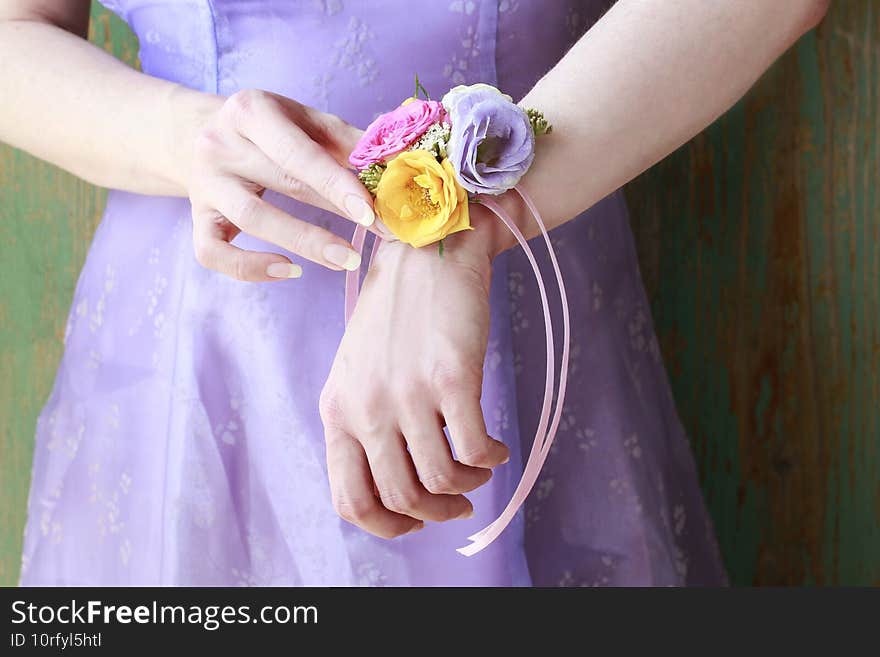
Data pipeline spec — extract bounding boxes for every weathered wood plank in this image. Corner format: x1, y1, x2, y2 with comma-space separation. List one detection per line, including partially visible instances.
627, 1, 880, 585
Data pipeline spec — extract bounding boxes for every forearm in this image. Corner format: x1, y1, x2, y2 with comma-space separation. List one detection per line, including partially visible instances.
470, 0, 828, 254
0, 18, 220, 195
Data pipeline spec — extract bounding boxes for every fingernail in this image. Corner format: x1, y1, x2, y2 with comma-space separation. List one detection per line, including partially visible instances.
456, 506, 474, 520
501, 455, 510, 464
323, 244, 362, 271
344, 194, 375, 227
266, 262, 302, 279
404, 522, 425, 535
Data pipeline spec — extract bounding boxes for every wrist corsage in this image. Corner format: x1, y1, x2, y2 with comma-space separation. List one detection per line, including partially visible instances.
349, 80, 550, 248
345, 81, 568, 557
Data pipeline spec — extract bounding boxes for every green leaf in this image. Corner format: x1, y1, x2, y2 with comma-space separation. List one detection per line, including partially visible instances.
414, 73, 431, 101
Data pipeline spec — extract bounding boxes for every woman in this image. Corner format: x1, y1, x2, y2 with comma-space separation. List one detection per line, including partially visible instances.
1, 0, 826, 586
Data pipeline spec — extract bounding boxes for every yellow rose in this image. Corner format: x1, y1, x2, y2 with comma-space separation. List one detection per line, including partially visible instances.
374, 150, 471, 248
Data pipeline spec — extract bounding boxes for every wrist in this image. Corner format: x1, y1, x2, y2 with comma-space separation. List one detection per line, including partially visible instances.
165, 86, 224, 194
449, 191, 524, 260
376, 190, 527, 274
373, 218, 497, 287
368, 187, 537, 289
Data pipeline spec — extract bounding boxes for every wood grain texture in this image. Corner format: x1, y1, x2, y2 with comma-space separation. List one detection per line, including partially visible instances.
1, 2, 877, 586
0, 5, 138, 586
627, 2, 880, 585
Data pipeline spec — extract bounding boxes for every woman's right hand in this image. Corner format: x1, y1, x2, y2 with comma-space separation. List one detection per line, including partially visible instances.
188, 89, 384, 281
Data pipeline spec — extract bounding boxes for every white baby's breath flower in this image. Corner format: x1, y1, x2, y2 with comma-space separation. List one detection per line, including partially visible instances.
408, 122, 451, 159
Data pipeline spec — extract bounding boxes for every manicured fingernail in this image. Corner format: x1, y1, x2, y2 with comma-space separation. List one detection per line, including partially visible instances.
501, 455, 510, 464
266, 262, 302, 279
323, 244, 362, 271
457, 506, 474, 520
404, 522, 425, 535
344, 194, 375, 227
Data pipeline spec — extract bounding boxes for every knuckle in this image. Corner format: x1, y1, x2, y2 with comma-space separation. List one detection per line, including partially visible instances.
224, 88, 266, 123
317, 166, 342, 196
286, 224, 312, 258
318, 387, 345, 427
354, 391, 389, 436
332, 494, 373, 524
276, 136, 305, 175
457, 444, 492, 467
230, 252, 249, 281
192, 128, 225, 160
234, 195, 264, 229
274, 167, 308, 198
393, 383, 428, 411
287, 177, 310, 199
379, 487, 420, 515
420, 469, 457, 495
433, 365, 482, 407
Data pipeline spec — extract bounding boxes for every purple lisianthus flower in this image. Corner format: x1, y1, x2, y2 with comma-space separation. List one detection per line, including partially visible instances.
442, 84, 535, 195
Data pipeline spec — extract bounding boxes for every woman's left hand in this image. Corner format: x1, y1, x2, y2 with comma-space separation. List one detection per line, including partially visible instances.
319, 224, 510, 538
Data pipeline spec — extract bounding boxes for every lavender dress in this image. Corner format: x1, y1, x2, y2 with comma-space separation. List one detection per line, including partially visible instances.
20, 0, 727, 586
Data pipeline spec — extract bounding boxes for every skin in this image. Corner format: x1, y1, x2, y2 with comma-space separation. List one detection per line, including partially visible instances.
0, 0, 829, 538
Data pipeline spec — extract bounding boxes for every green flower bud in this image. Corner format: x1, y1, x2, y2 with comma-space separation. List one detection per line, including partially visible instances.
525, 108, 552, 137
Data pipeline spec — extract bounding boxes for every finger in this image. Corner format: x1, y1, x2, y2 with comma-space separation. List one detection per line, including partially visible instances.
325, 429, 423, 539
400, 409, 493, 495
226, 140, 391, 241
441, 391, 510, 468
280, 100, 365, 167
205, 133, 338, 215
362, 431, 473, 522
192, 210, 302, 282
225, 90, 376, 228
210, 183, 362, 271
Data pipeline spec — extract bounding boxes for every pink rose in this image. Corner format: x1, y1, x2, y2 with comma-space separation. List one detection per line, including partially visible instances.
349, 99, 445, 169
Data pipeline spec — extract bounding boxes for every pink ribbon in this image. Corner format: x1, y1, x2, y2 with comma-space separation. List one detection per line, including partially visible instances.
344, 223, 368, 323
343, 187, 570, 555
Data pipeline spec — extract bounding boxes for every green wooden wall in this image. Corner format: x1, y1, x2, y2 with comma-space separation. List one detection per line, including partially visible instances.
0, 2, 877, 586
626, 3, 879, 585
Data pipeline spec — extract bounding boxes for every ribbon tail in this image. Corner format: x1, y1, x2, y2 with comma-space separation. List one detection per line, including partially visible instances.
344, 224, 368, 324
367, 235, 381, 270
459, 191, 568, 556
516, 186, 571, 459
483, 197, 555, 488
